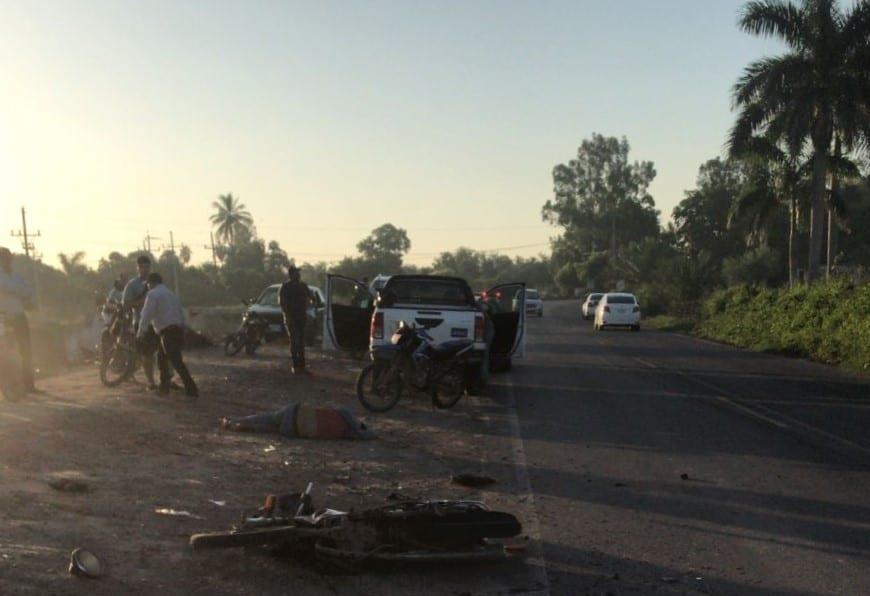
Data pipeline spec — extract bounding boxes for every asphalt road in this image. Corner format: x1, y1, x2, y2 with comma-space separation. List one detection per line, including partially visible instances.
488, 300, 870, 596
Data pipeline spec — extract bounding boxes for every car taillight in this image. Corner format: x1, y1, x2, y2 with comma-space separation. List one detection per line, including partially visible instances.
633, 306, 640, 312
603, 305, 610, 313
371, 312, 384, 340
474, 314, 485, 342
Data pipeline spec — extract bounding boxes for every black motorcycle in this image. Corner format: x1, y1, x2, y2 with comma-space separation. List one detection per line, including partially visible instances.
190, 491, 523, 569
99, 309, 139, 387
224, 311, 271, 356
356, 322, 472, 412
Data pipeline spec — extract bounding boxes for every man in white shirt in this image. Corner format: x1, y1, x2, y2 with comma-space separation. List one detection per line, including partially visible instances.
138, 272, 198, 398
0, 247, 38, 394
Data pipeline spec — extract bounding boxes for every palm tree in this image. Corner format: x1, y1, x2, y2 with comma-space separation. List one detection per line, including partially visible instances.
209, 193, 253, 246
729, 138, 807, 287
58, 251, 87, 278
730, 0, 870, 281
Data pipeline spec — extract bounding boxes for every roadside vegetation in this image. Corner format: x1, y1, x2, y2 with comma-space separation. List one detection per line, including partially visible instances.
698, 281, 870, 372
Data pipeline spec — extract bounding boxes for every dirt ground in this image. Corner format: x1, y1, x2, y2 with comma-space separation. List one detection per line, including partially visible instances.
0, 345, 537, 595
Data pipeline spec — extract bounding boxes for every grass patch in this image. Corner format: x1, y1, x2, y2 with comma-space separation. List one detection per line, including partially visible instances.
643, 315, 697, 333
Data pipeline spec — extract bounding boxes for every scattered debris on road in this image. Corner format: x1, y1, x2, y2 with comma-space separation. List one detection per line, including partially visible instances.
68, 548, 102, 579
48, 478, 90, 493
154, 508, 204, 520
452, 473, 497, 488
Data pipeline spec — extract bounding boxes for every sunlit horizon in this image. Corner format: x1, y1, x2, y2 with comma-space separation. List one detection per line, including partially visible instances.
0, 0, 780, 269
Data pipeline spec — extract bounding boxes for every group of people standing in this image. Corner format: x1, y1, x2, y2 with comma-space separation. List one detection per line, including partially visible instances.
115, 255, 199, 398
1, 249, 313, 402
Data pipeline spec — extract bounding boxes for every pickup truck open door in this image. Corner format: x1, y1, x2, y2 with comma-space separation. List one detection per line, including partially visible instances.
322, 275, 374, 352
484, 282, 526, 362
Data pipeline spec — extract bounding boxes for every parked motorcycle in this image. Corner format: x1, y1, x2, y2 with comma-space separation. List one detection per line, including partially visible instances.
224, 311, 271, 356
356, 321, 472, 412
190, 489, 522, 569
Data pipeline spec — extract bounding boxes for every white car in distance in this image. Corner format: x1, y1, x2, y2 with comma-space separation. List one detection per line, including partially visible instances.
524, 289, 544, 317
594, 293, 641, 332
581, 293, 603, 320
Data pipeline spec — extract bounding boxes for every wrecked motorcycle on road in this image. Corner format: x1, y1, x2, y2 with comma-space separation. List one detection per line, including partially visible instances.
190, 489, 523, 569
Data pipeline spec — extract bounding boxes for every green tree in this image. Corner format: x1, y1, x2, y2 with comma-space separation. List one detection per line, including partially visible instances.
673, 158, 748, 263
266, 240, 291, 275
357, 224, 411, 266
209, 193, 254, 246
542, 133, 658, 257
730, 0, 870, 280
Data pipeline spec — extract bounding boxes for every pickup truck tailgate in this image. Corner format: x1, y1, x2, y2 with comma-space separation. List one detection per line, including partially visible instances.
380, 307, 477, 345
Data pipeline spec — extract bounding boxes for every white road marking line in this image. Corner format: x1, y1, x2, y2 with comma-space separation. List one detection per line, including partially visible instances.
502, 372, 551, 595
664, 363, 870, 458
632, 357, 658, 369
668, 369, 791, 429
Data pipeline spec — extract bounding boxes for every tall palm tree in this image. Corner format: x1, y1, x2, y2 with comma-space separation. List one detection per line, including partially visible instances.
58, 251, 87, 278
209, 193, 253, 246
729, 136, 807, 286
730, 0, 870, 281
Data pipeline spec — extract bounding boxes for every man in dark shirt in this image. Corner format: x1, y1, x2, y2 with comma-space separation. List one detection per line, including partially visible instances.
279, 264, 311, 374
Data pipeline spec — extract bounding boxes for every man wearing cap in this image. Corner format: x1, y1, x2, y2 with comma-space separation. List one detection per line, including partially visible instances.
138, 272, 198, 398
0, 247, 38, 394
279, 264, 312, 374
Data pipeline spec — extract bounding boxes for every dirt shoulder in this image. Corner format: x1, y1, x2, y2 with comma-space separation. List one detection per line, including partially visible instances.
0, 346, 534, 595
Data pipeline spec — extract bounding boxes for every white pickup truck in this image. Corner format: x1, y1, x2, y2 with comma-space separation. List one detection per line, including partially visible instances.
322, 274, 526, 390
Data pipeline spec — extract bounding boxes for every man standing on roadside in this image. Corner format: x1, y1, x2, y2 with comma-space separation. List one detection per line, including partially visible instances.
122, 256, 159, 389
138, 273, 198, 398
279, 264, 311, 374
0, 247, 38, 395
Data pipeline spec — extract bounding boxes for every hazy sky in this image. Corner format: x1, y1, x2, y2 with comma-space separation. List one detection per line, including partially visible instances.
0, 0, 781, 268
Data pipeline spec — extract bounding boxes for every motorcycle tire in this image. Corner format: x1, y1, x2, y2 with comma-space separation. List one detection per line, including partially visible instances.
99, 344, 137, 387
431, 369, 466, 410
224, 334, 245, 357
356, 362, 402, 413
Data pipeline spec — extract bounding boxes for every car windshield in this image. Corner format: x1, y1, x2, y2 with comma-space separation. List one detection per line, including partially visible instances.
385, 278, 474, 306
527, 290, 540, 299
588, 294, 603, 301
257, 287, 280, 307
607, 295, 636, 304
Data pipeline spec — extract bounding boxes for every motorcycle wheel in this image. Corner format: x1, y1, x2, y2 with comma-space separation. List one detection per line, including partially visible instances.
224, 334, 245, 357
99, 343, 137, 387
356, 362, 402, 413
432, 368, 466, 409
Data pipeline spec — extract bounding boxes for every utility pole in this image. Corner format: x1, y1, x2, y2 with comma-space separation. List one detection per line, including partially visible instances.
204, 231, 218, 268
10, 207, 41, 259
10, 207, 42, 307
169, 231, 179, 295
159, 231, 182, 296
143, 230, 160, 255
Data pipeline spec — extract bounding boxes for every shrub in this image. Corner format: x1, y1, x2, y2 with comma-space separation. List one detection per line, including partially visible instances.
697, 280, 870, 371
